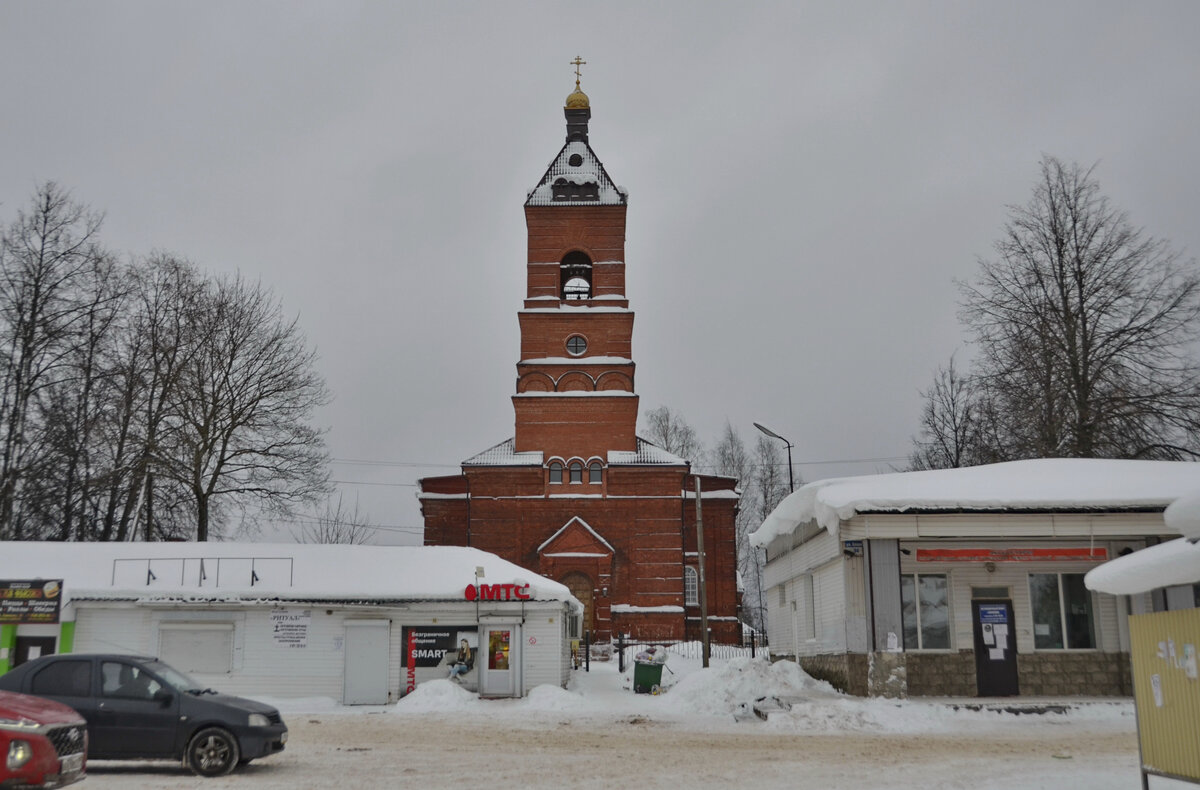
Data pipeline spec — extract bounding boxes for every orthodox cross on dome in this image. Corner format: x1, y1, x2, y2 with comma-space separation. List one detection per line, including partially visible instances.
570, 55, 587, 88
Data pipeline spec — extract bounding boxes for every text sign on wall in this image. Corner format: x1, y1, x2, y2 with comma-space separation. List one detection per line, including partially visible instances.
269, 608, 311, 648
916, 547, 1108, 563
463, 583, 532, 601
0, 580, 62, 624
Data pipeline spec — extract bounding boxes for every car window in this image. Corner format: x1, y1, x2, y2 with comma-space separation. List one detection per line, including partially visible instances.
31, 660, 91, 697
101, 661, 165, 700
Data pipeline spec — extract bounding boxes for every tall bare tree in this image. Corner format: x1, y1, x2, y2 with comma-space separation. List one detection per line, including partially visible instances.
915, 156, 1200, 466
162, 274, 331, 540
0, 183, 108, 538
641, 405, 703, 462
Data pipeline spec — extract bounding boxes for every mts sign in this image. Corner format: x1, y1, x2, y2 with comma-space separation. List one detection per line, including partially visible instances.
465, 583, 532, 602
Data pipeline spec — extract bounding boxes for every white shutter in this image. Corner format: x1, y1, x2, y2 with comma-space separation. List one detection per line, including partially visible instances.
158, 624, 234, 674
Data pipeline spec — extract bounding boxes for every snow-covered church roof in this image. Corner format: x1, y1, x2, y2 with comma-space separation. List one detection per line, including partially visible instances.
751, 458, 1200, 547
0, 542, 578, 607
462, 437, 687, 467
525, 140, 626, 206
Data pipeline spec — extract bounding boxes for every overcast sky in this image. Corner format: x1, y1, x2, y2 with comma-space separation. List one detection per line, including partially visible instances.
2, 2, 1197, 544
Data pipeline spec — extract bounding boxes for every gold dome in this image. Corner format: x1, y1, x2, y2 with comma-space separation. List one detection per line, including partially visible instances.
565, 85, 590, 110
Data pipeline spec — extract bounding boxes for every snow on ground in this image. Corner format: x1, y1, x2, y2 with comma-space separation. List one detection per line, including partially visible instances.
81, 648, 1192, 789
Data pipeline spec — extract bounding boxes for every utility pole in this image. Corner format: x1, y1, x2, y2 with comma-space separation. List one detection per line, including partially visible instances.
695, 474, 710, 668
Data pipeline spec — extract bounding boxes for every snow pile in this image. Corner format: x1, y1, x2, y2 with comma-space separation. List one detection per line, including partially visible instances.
521, 684, 590, 712
663, 656, 839, 716
392, 679, 482, 713
1165, 491, 1200, 540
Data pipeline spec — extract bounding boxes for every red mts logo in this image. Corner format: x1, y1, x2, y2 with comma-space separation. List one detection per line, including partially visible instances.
464, 583, 532, 601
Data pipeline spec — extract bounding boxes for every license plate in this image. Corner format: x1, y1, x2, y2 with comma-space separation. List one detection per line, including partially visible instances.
60, 752, 84, 775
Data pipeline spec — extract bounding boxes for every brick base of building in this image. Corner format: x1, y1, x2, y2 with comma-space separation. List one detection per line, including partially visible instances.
791, 651, 1133, 698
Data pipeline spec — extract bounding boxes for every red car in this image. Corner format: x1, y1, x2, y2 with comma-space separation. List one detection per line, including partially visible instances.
0, 689, 86, 789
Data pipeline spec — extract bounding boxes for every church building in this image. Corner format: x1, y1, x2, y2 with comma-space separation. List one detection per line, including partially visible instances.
419, 68, 741, 644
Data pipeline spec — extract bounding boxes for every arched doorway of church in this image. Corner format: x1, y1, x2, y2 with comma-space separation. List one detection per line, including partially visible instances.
560, 572, 595, 636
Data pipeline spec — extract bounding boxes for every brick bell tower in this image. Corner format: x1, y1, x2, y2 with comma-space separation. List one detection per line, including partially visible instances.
515, 61, 637, 458
420, 64, 741, 644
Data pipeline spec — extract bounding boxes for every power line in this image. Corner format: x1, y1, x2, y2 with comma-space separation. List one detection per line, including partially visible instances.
331, 458, 458, 468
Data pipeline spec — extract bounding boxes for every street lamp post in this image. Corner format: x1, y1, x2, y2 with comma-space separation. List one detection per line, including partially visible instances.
753, 422, 794, 493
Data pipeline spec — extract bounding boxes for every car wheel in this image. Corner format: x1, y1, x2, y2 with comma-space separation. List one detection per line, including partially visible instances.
186, 727, 240, 777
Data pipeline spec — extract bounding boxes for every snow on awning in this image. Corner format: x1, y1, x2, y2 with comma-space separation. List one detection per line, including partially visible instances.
1085, 538, 1200, 595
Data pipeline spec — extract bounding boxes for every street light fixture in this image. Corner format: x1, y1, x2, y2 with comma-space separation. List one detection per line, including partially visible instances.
753, 422, 794, 493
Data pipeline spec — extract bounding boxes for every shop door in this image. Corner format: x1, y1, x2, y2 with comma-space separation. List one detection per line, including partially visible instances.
13, 636, 56, 667
480, 625, 520, 698
972, 600, 1019, 697
344, 621, 390, 705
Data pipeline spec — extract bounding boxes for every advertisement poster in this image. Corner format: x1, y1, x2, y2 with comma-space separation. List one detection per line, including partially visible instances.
269, 608, 312, 648
0, 580, 62, 624
403, 626, 478, 694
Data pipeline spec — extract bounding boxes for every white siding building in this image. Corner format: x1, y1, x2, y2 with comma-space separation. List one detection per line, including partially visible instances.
751, 459, 1200, 698
0, 543, 581, 702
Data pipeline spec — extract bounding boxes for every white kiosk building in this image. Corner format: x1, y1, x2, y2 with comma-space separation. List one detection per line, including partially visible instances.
0, 543, 581, 702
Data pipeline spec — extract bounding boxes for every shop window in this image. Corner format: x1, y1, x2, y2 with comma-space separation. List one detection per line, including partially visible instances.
588, 462, 603, 483
1029, 573, 1096, 649
548, 462, 563, 484
900, 573, 950, 650
684, 567, 698, 605
568, 462, 583, 484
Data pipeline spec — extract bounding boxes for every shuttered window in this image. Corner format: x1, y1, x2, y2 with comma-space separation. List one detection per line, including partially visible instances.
158, 623, 234, 674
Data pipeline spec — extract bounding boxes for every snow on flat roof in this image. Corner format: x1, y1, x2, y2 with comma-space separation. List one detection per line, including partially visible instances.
751, 459, 1200, 546
1085, 537, 1200, 594
0, 542, 577, 606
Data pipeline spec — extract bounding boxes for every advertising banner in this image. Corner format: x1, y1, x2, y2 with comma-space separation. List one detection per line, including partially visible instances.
916, 547, 1107, 563
403, 626, 478, 695
0, 580, 62, 624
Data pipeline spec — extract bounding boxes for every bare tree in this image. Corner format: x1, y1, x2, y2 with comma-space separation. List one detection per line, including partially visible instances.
920, 156, 1200, 464
908, 355, 988, 470
162, 274, 331, 540
0, 183, 108, 539
641, 405, 703, 462
708, 421, 769, 631
294, 493, 374, 545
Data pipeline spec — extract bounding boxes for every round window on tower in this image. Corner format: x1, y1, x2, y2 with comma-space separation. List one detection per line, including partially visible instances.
568, 153, 584, 167
566, 335, 588, 356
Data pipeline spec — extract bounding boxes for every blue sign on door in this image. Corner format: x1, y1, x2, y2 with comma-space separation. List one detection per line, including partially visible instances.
979, 604, 1008, 624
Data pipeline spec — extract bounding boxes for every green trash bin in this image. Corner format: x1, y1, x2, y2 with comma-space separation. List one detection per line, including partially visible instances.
633, 660, 664, 694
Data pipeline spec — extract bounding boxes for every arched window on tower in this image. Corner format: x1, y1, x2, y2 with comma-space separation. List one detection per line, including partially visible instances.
548, 462, 564, 484
568, 461, 584, 484
588, 462, 603, 483
684, 566, 699, 606
560, 251, 592, 300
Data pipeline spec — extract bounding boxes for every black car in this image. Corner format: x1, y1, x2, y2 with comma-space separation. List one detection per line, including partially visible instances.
0, 654, 287, 777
